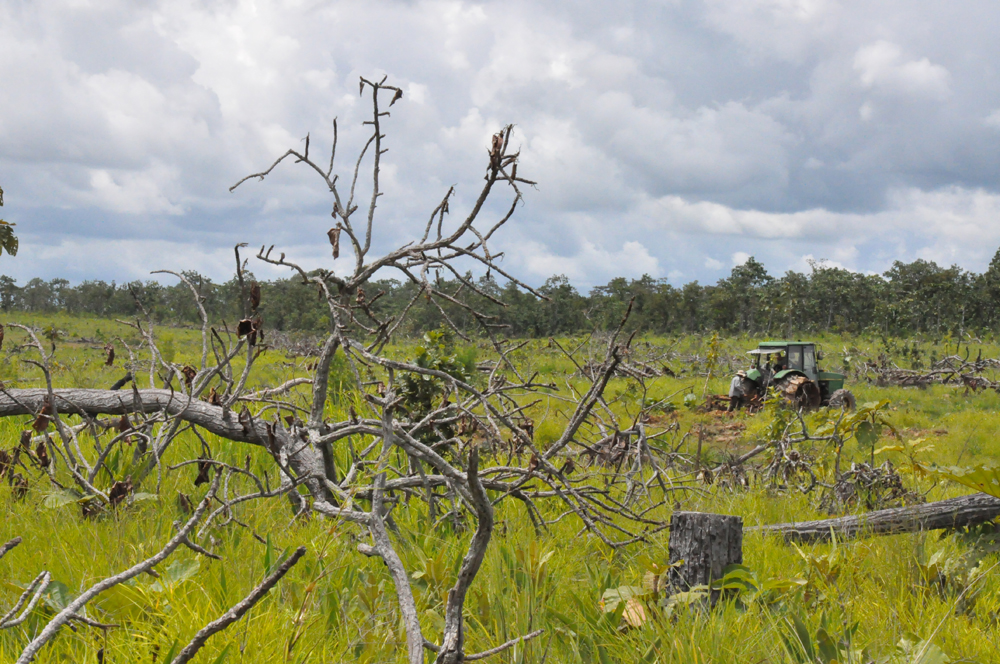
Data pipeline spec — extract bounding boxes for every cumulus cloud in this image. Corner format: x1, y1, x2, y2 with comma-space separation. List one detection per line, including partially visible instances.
794, 254, 851, 273
853, 41, 951, 99
701, 0, 838, 61
510, 239, 660, 284
632, 185, 1000, 284
0, 0, 999, 289
85, 163, 184, 215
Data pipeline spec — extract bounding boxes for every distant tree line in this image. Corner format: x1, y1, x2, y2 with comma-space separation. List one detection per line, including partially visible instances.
4, 250, 1000, 339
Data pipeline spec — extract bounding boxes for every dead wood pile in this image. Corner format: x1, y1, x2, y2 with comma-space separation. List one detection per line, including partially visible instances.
860, 351, 1000, 392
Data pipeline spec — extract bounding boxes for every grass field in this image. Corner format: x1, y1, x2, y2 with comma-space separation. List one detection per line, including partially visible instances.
2, 313, 1000, 663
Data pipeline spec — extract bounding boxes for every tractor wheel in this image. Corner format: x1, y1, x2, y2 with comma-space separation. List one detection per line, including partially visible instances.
828, 388, 856, 411
775, 375, 822, 410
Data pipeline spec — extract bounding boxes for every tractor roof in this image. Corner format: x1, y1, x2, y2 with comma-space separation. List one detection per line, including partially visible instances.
748, 341, 815, 354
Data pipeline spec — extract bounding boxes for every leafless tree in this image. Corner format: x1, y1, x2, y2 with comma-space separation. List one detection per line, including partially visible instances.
0, 76, 675, 662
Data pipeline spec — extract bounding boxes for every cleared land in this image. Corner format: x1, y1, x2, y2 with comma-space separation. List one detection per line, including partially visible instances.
2, 314, 999, 663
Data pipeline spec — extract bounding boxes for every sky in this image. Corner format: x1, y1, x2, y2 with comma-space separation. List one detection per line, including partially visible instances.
1, 0, 1000, 290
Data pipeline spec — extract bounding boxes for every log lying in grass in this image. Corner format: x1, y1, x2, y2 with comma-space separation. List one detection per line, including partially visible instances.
0, 388, 263, 445
749, 493, 1000, 543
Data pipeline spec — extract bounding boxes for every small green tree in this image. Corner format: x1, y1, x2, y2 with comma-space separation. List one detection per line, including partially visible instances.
400, 327, 475, 442
0, 184, 18, 258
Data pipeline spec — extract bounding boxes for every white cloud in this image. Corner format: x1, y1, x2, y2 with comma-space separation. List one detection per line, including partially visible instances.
637, 184, 1000, 263
731, 251, 751, 266
641, 195, 821, 239
701, 0, 839, 61
854, 41, 951, 99
85, 163, 183, 215
19, 237, 243, 284
629, 185, 1000, 280
0, 0, 999, 290
511, 239, 660, 284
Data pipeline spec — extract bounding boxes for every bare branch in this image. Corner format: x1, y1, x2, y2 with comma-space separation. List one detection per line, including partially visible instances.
169, 546, 306, 664
17, 471, 222, 664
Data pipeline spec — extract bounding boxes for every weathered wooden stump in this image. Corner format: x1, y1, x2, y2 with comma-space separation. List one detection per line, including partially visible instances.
667, 511, 743, 604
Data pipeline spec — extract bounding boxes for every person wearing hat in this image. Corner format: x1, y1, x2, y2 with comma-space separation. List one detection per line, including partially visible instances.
728, 370, 747, 412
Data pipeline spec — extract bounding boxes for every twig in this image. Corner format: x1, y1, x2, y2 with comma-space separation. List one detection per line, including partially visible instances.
168, 546, 307, 664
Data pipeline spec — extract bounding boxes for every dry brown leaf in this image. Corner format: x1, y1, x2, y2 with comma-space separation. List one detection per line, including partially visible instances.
35, 441, 49, 468
33, 401, 52, 433
194, 456, 211, 486
623, 597, 647, 628
11, 473, 28, 500
108, 477, 133, 507
327, 227, 341, 259
237, 319, 253, 338
250, 281, 261, 311
0, 449, 12, 479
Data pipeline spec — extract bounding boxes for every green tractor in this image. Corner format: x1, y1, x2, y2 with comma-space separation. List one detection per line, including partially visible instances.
732, 341, 854, 410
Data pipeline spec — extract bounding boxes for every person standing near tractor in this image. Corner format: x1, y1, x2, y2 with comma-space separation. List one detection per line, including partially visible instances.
728, 370, 747, 412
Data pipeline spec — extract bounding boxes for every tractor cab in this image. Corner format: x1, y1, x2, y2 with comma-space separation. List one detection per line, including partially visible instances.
747, 342, 818, 382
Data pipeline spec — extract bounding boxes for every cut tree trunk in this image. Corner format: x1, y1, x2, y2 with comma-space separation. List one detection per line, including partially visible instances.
748, 493, 1000, 543
0, 388, 336, 505
0, 388, 261, 444
668, 511, 742, 604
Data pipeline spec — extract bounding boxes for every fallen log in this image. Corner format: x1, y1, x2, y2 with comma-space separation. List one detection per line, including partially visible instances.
749, 493, 1000, 543
0, 388, 263, 445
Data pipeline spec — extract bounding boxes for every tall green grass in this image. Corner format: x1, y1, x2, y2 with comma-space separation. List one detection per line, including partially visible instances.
1, 316, 999, 662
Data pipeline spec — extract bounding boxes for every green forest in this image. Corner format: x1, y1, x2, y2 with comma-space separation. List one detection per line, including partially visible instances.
6, 251, 1000, 339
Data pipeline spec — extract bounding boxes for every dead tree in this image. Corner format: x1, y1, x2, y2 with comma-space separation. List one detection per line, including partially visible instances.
750, 492, 1000, 543
0, 76, 672, 662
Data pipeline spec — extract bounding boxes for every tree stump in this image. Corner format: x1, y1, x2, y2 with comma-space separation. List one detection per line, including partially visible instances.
667, 511, 743, 604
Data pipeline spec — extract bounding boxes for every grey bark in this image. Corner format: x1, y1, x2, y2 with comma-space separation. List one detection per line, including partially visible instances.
749, 493, 1000, 543
668, 511, 743, 604
368, 395, 425, 664
0, 388, 337, 509
436, 448, 493, 664
0, 389, 262, 445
